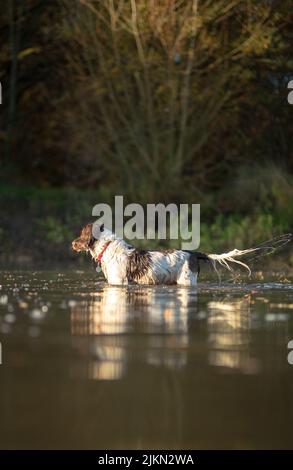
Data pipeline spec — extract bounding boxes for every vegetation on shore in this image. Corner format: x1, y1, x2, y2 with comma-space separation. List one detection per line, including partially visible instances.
1, 162, 292, 268
0, 1, 292, 267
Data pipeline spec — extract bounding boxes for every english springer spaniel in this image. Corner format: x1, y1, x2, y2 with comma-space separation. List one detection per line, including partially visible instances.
72, 223, 291, 286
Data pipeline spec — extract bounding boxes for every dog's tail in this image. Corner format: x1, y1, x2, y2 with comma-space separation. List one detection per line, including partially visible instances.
207, 233, 292, 277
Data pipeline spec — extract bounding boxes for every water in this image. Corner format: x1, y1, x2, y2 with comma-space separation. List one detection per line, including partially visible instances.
0, 269, 293, 449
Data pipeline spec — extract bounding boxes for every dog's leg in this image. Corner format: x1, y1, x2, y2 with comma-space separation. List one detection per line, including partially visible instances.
106, 272, 129, 285
107, 278, 129, 285
106, 261, 129, 285
176, 261, 197, 286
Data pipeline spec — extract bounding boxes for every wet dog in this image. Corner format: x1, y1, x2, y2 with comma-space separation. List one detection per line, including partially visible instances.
72, 223, 291, 286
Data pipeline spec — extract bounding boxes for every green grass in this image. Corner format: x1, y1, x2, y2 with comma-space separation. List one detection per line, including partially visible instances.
0, 164, 292, 267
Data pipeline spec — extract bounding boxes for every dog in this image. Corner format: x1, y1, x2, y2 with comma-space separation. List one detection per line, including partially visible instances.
72, 223, 292, 286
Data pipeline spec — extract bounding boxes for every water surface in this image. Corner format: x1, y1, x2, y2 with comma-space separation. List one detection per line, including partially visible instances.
0, 270, 293, 449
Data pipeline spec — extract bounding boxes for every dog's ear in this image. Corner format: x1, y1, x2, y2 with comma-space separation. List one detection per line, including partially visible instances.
88, 236, 96, 248
100, 223, 104, 232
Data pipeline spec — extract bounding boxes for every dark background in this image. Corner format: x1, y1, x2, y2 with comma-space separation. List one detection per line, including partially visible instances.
0, 0, 292, 264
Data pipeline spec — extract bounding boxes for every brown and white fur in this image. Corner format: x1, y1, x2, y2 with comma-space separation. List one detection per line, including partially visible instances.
72, 223, 292, 286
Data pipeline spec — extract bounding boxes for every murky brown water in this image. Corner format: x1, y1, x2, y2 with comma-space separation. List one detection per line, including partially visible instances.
0, 270, 293, 449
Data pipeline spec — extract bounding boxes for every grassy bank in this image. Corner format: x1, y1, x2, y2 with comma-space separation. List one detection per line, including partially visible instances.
0, 176, 292, 270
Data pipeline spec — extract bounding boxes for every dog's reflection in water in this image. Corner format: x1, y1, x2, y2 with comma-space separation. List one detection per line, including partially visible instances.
70, 286, 195, 380
207, 295, 260, 374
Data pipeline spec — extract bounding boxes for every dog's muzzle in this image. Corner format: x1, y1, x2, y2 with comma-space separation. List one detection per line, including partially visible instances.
72, 239, 84, 252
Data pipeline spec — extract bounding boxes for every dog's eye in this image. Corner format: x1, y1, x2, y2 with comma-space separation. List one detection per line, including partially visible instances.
100, 223, 104, 232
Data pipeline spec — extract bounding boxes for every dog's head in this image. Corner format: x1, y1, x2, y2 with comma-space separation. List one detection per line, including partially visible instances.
72, 223, 105, 253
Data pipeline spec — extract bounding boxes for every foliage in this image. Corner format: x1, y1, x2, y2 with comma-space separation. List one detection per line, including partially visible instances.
0, 2, 292, 265
0, 0, 292, 202
0, 168, 292, 265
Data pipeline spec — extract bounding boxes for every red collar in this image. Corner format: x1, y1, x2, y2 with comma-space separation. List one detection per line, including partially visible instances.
95, 241, 111, 264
